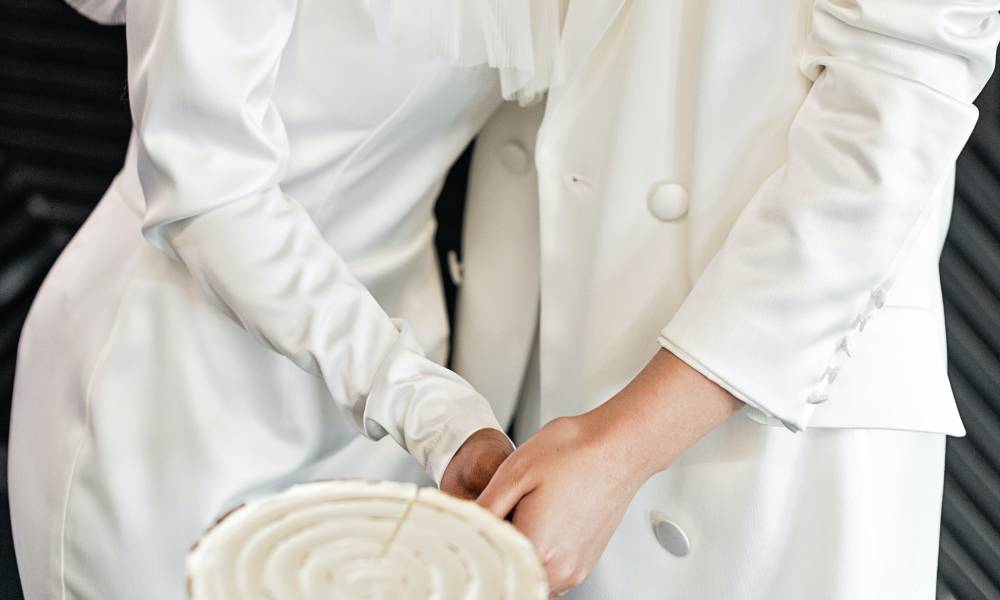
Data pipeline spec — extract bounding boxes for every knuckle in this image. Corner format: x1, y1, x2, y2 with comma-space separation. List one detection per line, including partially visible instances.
493, 460, 517, 485
503, 460, 530, 488
546, 415, 585, 440
554, 560, 576, 583
547, 416, 574, 431
546, 558, 589, 594
501, 473, 524, 498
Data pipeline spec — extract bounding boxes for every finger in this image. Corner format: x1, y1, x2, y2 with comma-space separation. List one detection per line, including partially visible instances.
475, 459, 529, 518
550, 573, 579, 597
543, 557, 575, 598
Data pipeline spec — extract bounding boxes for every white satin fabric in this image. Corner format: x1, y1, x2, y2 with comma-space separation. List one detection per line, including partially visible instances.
455, 0, 1000, 598
9, 2, 512, 598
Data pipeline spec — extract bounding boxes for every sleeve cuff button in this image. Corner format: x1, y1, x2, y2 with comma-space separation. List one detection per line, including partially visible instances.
839, 336, 858, 358
872, 289, 887, 309
807, 392, 830, 405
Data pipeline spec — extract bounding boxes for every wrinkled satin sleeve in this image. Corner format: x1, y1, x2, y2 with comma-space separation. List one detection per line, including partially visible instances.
658, 0, 1000, 432
124, 0, 503, 483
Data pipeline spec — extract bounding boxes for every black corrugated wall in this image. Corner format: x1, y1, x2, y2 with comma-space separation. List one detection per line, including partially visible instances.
1, 2, 998, 598
937, 47, 1000, 600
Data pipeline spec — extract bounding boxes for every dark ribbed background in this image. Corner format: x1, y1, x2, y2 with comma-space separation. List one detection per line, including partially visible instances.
937, 45, 1000, 600
1, 1, 998, 598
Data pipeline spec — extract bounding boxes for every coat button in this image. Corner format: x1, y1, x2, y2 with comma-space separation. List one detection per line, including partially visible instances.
839, 335, 858, 358
650, 513, 689, 557
499, 141, 531, 175
646, 181, 689, 222
807, 391, 829, 405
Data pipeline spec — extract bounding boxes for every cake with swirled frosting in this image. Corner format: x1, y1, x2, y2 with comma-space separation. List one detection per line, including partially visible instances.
186, 480, 548, 599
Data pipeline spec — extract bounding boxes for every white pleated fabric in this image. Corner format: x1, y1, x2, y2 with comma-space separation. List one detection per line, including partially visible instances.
63, 0, 562, 105
369, 0, 562, 104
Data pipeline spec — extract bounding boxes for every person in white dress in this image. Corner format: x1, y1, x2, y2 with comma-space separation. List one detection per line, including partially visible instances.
6, 1, 560, 598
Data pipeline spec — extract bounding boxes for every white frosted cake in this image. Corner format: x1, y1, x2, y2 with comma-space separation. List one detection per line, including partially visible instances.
186, 480, 548, 599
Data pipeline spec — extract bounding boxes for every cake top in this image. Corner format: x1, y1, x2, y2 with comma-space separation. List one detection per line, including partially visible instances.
187, 480, 548, 600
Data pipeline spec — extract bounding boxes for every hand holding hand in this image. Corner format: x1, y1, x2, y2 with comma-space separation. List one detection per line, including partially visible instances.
477, 350, 742, 596
439, 427, 514, 501
477, 414, 643, 596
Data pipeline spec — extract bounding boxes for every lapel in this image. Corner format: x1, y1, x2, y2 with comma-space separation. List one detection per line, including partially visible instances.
551, 0, 628, 101
538, 0, 630, 147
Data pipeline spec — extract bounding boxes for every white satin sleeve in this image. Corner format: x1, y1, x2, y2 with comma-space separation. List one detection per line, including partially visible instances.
124, 0, 503, 484
659, 0, 1000, 431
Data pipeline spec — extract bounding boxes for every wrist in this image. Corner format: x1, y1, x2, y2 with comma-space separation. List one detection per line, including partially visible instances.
586, 349, 741, 479
577, 405, 660, 488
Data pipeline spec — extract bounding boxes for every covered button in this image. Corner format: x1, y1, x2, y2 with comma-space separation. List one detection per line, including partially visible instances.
647, 181, 689, 222
651, 513, 690, 557
499, 141, 531, 175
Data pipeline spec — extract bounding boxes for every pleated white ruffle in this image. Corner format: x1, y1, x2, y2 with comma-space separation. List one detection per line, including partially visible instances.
64, 0, 562, 104
370, 0, 562, 105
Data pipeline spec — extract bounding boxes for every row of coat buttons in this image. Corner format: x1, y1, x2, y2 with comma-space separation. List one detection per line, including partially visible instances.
499, 141, 689, 222
807, 287, 889, 406
500, 142, 692, 559
500, 142, 692, 558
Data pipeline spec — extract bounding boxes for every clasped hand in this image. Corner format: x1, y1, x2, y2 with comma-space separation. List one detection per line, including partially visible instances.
442, 413, 640, 597
479, 413, 647, 597
442, 350, 741, 597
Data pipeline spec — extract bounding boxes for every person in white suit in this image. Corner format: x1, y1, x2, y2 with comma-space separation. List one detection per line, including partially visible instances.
6, 1, 563, 598
459, 1, 1000, 598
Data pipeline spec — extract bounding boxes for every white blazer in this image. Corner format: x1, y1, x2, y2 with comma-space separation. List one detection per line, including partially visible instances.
454, 2, 999, 597
456, 0, 1000, 437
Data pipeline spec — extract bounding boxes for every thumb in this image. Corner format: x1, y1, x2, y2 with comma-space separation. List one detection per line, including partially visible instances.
476, 457, 530, 519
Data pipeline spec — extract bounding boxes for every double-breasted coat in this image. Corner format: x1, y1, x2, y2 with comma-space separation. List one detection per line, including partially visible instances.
453, 1, 1000, 598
